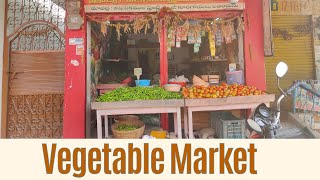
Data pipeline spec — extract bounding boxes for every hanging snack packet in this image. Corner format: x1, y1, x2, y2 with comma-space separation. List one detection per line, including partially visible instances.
176, 26, 182, 37
194, 43, 200, 53
208, 30, 216, 57
176, 27, 182, 48
171, 27, 176, 47
212, 23, 218, 39
231, 26, 237, 40
196, 32, 202, 44
201, 30, 206, 37
181, 29, 188, 41
188, 31, 195, 44
181, 20, 190, 41
101, 23, 107, 35
216, 27, 223, 46
170, 36, 176, 47
222, 22, 234, 44
176, 41, 181, 48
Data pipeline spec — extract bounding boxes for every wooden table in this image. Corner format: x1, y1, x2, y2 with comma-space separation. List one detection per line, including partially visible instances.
91, 99, 185, 139
184, 94, 276, 139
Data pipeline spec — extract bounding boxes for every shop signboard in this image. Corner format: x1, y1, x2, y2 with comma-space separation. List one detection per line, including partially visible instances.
270, 0, 313, 15
84, 0, 245, 13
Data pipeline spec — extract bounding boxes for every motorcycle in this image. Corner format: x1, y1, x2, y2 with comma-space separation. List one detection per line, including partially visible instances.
247, 62, 296, 138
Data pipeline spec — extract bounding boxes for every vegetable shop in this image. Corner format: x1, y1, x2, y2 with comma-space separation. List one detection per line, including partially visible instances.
63, 0, 273, 139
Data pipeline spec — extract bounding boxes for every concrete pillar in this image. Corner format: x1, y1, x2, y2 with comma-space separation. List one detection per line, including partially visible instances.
0, 0, 5, 137
313, 15, 320, 80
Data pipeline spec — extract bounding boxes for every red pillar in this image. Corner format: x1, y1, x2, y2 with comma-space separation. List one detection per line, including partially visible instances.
244, 0, 267, 91
63, 8, 87, 138
160, 19, 169, 130
160, 20, 168, 87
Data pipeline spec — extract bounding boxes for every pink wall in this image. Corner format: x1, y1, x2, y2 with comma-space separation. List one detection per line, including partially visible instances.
244, 0, 267, 91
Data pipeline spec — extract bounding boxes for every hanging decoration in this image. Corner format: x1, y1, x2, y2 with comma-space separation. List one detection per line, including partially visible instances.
87, 7, 244, 48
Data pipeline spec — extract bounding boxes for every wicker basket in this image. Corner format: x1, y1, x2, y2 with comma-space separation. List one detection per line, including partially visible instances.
116, 115, 140, 122
111, 119, 145, 139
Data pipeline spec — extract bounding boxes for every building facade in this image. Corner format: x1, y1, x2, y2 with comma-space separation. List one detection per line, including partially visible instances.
1, 0, 267, 138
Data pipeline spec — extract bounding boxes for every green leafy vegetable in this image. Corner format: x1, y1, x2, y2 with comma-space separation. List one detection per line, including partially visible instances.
116, 124, 140, 131
96, 87, 182, 102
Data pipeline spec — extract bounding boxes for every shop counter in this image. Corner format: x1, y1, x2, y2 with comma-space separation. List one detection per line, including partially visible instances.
184, 94, 276, 139
92, 99, 185, 139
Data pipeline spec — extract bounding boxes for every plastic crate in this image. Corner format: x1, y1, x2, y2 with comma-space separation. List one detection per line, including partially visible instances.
211, 112, 245, 139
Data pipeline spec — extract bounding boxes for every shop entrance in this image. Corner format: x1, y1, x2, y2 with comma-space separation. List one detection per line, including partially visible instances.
86, 10, 246, 138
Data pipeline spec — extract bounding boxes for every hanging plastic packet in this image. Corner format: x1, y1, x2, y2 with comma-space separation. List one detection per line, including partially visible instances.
170, 37, 176, 47
212, 23, 218, 38
181, 20, 190, 41
176, 27, 182, 48
181, 29, 188, 41
167, 27, 172, 40
208, 30, 216, 57
196, 32, 202, 44
201, 30, 206, 37
194, 43, 200, 53
176, 41, 181, 48
167, 27, 175, 47
167, 45, 172, 52
101, 22, 107, 36
222, 22, 235, 44
171, 27, 176, 47
188, 31, 195, 44
216, 27, 223, 46
231, 24, 237, 40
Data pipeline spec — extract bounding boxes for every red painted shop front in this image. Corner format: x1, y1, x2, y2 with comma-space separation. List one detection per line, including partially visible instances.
63, 0, 266, 138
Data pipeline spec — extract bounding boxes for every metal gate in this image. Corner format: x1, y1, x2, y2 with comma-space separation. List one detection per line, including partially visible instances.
6, 0, 66, 138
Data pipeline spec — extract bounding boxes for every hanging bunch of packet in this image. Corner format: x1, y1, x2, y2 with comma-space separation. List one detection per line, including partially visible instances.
176, 26, 182, 48
167, 27, 172, 52
196, 32, 202, 44
101, 22, 107, 36
168, 27, 176, 47
216, 25, 223, 46
221, 21, 235, 44
187, 31, 195, 44
167, 26, 175, 52
170, 26, 176, 47
201, 30, 206, 37
181, 20, 190, 41
208, 30, 216, 57
231, 26, 237, 41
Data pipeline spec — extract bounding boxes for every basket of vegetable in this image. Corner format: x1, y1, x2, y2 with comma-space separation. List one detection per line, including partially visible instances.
111, 119, 145, 139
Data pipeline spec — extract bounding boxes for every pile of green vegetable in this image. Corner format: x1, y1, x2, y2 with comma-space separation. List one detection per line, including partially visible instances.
116, 124, 140, 131
96, 87, 182, 102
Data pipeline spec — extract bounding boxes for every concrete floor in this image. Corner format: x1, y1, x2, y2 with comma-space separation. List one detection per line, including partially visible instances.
90, 111, 316, 139
275, 111, 313, 139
